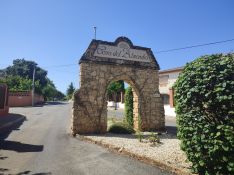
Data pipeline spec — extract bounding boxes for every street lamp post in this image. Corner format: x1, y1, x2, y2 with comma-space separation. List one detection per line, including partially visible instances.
32, 65, 35, 106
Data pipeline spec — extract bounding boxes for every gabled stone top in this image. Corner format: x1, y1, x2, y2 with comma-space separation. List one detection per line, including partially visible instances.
79, 36, 160, 70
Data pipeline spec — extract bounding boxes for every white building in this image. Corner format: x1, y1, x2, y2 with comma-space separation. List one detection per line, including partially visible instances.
159, 67, 183, 116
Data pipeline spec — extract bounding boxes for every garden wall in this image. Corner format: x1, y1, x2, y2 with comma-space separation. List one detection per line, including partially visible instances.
8, 91, 44, 107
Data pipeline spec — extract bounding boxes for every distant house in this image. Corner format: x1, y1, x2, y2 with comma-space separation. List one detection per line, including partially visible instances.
106, 67, 183, 112
107, 90, 125, 109
159, 67, 183, 116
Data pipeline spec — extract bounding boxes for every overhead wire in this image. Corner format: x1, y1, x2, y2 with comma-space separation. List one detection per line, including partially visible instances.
2, 38, 232, 70
42, 63, 77, 68
155, 38, 234, 54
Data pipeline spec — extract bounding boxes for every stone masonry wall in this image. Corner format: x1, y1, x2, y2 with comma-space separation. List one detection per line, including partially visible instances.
71, 62, 165, 134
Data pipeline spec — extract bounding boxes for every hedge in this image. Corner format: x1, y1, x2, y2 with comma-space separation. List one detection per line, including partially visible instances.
124, 87, 133, 127
174, 53, 234, 174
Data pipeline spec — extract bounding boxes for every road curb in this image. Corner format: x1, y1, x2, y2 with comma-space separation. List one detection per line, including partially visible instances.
0, 116, 25, 133
79, 136, 193, 175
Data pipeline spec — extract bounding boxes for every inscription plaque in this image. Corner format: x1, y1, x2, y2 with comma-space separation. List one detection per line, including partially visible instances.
94, 42, 151, 62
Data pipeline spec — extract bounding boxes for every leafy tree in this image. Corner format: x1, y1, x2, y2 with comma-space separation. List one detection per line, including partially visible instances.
55, 90, 66, 100
41, 79, 65, 101
107, 80, 124, 109
3, 59, 48, 91
174, 53, 234, 175
0, 69, 5, 78
1, 59, 65, 101
107, 80, 124, 94
66, 82, 75, 99
124, 87, 133, 127
0, 75, 40, 91
42, 80, 56, 101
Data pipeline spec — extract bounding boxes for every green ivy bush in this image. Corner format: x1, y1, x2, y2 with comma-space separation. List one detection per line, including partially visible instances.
174, 53, 234, 175
108, 122, 135, 134
124, 87, 133, 127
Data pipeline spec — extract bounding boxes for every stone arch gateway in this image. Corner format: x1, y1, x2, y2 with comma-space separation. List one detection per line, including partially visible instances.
71, 37, 165, 134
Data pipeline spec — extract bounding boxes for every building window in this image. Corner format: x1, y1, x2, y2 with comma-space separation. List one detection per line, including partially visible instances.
161, 94, 169, 105
159, 75, 169, 87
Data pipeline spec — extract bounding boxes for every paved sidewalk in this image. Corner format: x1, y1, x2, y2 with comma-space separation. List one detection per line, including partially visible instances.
0, 113, 26, 133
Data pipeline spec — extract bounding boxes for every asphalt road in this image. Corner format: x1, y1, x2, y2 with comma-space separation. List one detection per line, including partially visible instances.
107, 107, 177, 127
0, 102, 173, 175
107, 107, 125, 119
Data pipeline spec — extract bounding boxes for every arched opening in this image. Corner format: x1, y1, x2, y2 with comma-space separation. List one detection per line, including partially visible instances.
105, 79, 140, 131
72, 36, 165, 135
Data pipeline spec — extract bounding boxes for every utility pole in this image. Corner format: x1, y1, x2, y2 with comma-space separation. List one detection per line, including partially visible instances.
32, 65, 35, 106
93, 26, 97, 40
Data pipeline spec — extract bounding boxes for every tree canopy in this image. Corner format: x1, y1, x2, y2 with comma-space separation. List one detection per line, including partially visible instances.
0, 59, 65, 101
66, 82, 75, 99
107, 80, 124, 95
5, 59, 48, 88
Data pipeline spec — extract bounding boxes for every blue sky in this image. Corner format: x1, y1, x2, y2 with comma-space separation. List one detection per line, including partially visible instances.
0, 0, 234, 93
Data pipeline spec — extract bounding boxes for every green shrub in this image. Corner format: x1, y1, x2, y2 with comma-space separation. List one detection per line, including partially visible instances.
135, 130, 143, 142
147, 132, 160, 146
174, 53, 234, 175
124, 87, 133, 127
108, 122, 135, 134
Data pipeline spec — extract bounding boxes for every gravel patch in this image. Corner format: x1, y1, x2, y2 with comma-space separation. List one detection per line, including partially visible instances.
83, 132, 192, 174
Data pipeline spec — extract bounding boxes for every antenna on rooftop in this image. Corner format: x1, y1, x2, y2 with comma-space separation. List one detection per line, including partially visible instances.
93, 26, 97, 40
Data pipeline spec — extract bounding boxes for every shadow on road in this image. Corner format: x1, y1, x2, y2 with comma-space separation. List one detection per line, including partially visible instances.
0, 113, 26, 138
0, 169, 52, 175
165, 126, 177, 136
1, 140, 43, 152
0, 114, 44, 153
0, 155, 8, 160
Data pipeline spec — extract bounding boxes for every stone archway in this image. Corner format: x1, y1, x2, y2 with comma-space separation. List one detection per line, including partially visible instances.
71, 37, 165, 134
